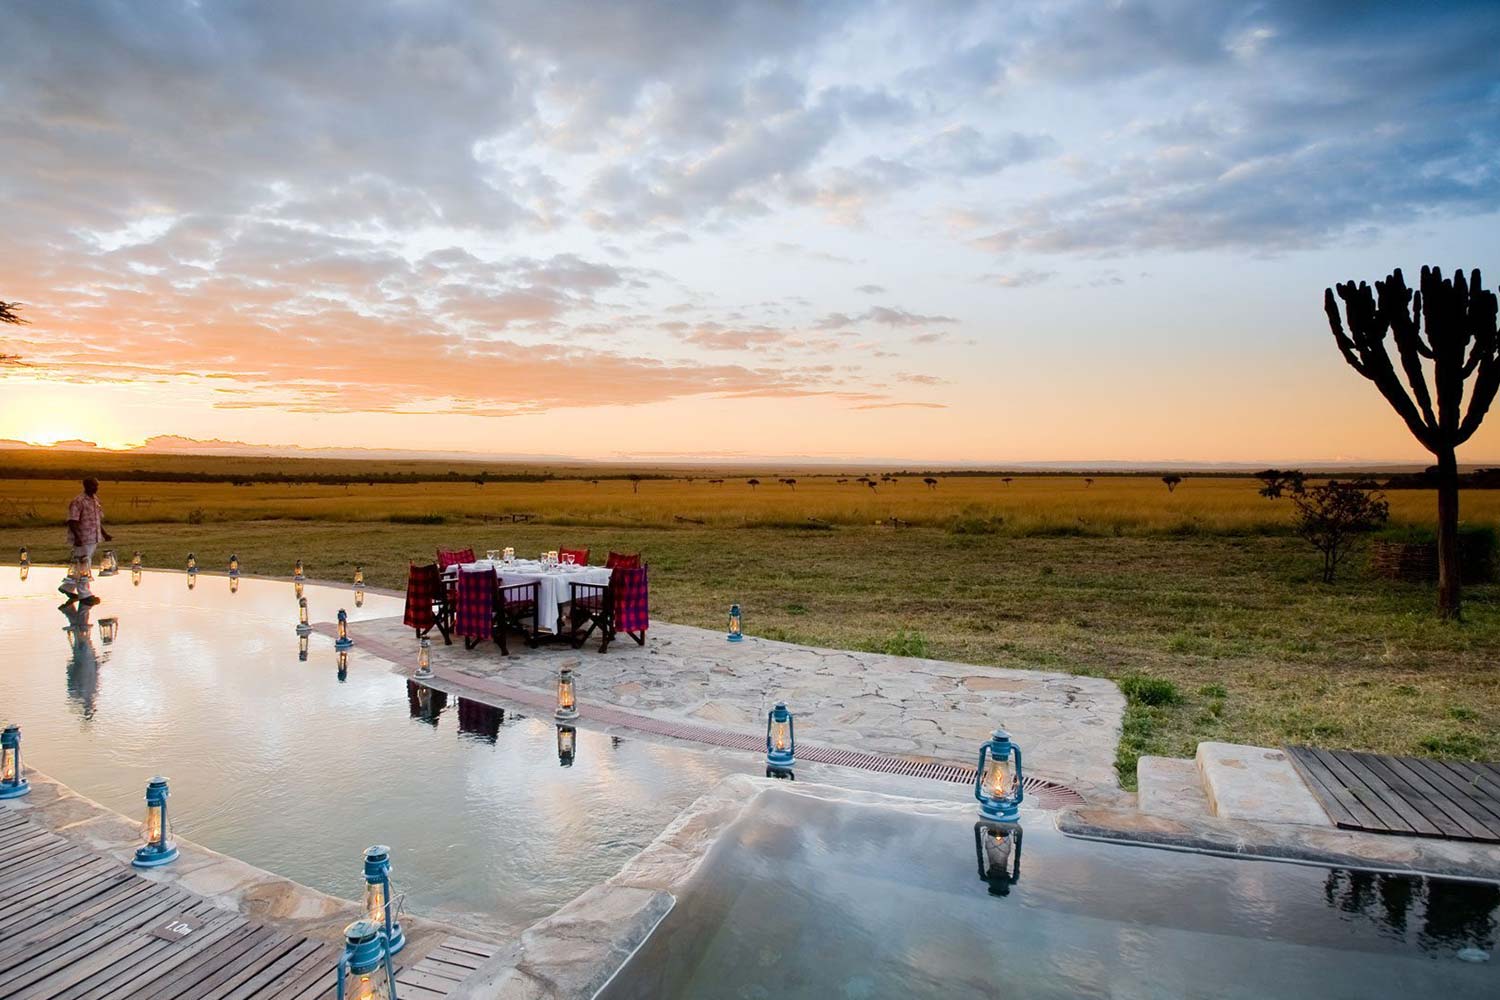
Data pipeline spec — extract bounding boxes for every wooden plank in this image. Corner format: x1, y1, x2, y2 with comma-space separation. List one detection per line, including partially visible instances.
240, 940, 337, 1000
0, 889, 189, 997
0, 870, 141, 939
166, 926, 293, 1000
1403, 758, 1500, 833
389, 980, 451, 1000
1286, 746, 1380, 828
81, 913, 249, 1000
1307, 747, 1416, 833
142, 924, 266, 1000
1361, 753, 1480, 837
1369, 754, 1499, 841
422, 946, 485, 971
1338, 752, 1445, 837
1435, 760, 1500, 819
397, 966, 467, 995
438, 936, 497, 959
215, 936, 325, 1000
41, 900, 231, 1000
0, 861, 118, 925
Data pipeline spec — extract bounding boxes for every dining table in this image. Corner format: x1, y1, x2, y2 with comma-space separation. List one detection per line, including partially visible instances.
446, 559, 612, 634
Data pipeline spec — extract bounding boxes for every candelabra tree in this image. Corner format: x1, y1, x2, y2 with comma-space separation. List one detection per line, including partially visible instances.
1325, 266, 1500, 619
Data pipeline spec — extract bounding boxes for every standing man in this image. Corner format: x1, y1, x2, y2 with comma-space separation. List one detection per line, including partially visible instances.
59, 478, 110, 604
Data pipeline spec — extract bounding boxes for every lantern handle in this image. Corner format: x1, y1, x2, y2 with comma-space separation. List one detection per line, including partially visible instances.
335, 953, 350, 1000
380, 932, 399, 995
973, 742, 991, 804
1013, 745, 1024, 802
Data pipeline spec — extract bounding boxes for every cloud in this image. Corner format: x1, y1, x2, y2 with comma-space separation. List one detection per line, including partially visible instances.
852, 401, 947, 410
983, 270, 1055, 288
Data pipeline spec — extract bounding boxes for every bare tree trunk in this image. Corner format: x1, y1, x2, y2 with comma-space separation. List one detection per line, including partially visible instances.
1436, 447, 1462, 619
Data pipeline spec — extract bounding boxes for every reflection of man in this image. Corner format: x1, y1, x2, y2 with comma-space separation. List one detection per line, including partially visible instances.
60, 601, 100, 719
59, 478, 110, 604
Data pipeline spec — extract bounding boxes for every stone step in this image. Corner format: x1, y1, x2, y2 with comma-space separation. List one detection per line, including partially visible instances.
1196, 742, 1332, 827
1136, 755, 1212, 820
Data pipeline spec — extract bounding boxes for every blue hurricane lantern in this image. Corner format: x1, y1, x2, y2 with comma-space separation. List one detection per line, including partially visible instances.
131, 552, 142, 586
131, 551, 142, 571
228, 553, 240, 578
132, 777, 178, 867
296, 597, 312, 636
363, 845, 406, 955
1, 724, 30, 799
414, 637, 432, 678
19, 546, 28, 581
557, 724, 576, 767
186, 552, 198, 574
294, 558, 305, 581
975, 728, 1024, 823
334, 919, 399, 1000
765, 701, 795, 772
727, 603, 743, 642
335, 609, 354, 649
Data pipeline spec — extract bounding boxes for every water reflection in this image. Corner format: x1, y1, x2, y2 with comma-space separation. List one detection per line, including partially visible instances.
1325, 868, 1498, 959
406, 681, 449, 726
974, 821, 1022, 898
557, 725, 576, 767
59, 602, 100, 720
456, 698, 503, 743
336, 650, 348, 682
298, 634, 309, 661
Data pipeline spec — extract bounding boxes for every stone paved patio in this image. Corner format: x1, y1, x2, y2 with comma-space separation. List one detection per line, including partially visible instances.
346, 615, 1126, 799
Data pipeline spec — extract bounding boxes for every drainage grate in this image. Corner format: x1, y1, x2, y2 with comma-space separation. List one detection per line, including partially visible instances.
341, 628, 1085, 808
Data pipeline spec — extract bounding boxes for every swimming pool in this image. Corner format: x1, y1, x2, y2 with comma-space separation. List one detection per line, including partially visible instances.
599, 787, 1499, 999
0, 567, 760, 933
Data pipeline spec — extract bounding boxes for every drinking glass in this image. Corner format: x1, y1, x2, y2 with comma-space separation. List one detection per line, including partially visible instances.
486, 549, 499, 562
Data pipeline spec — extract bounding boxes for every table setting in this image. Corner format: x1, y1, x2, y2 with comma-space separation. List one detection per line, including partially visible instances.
443, 550, 612, 633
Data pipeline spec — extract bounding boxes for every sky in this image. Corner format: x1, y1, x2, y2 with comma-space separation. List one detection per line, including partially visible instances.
1, 0, 1498, 464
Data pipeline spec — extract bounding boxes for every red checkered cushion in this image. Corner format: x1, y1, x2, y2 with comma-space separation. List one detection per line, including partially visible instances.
612, 566, 649, 633
403, 563, 441, 630
605, 551, 640, 569
455, 567, 496, 639
436, 547, 475, 571
559, 547, 589, 566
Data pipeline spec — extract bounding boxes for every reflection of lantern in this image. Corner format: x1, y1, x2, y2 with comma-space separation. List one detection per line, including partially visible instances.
337, 650, 349, 681
228, 554, 239, 577
132, 777, 178, 867
187, 573, 197, 590
296, 597, 312, 635
298, 634, 309, 661
186, 553, 198, 574
1, 724, 30, 799
975, 728, 1024, 822
98, 617, 119, 644
294, 558, 305, 580
355, 590, 365, 608
229, 576, 240, 594
335, 609, 353, 649
333, 919, 398, 1000
557, 725, 576, 766
415, 637, 432, 678
362, 845, 406, 954
555, 665, 578, 720
765, 701, 795, 771
353, 566, 364, 587
727, 604, 743, 642
132, 566, 142, 587
295, 578, 305, 599
974, 822, 1023, 897
99, 550, 118, 576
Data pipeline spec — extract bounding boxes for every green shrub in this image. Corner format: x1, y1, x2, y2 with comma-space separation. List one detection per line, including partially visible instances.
871, 630, 930, 658
1419, 730, 1485, 757
1118, 674, 1182, 706
948, 516, 1002, 535
387, 513, 446, 525
1198, 683, 1228, 698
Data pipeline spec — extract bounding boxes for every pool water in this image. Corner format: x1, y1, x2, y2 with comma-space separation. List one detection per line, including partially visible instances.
0, 568, 758, 932
599, 788, 1500, 999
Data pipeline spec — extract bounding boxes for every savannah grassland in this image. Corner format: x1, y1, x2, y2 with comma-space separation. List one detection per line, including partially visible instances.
4, 456, 1499, 788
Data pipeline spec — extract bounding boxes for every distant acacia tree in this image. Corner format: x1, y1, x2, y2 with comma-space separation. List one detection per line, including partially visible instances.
1255, 469, 1307, 499
866, 479, 878, 492
923, 477, 938, 490
747, 478, 760, 490
590, 479, 599, 487
1326, 267, 1500, 618
1084, 478, 1094, 488
1001, 477, 1013, 487
1, 298, 26, 365
1284, 480, 1390, 583
1161, 475, 1182, 493
779, 477, 797, 491
628, 474, 642, 494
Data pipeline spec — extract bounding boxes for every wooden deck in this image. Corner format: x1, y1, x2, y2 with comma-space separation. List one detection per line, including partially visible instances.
0, 809, 496, 999
1286, 745, 1500, 843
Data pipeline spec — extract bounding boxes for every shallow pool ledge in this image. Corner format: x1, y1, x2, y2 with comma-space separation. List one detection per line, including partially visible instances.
1059, 804, 1500, 881
2, 769, 496, 950
446, 774, 981, 1000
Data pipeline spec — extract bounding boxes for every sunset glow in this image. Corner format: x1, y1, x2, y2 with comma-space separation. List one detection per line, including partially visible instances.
3, 2, 1498, 463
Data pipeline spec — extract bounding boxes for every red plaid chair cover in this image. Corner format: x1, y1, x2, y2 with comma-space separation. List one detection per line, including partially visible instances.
559, 547, 590, 566
455, 567, 497, 645
403, 562, 453, 645
436, 547, 475, 571
605, 551, 640, 569
612, 566, 649, 634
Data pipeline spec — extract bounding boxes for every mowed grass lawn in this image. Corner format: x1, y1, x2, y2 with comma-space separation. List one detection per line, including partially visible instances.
4, 472, 1499, 788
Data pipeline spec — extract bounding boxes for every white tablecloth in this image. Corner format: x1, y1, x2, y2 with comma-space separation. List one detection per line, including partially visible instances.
450, 560, 611, 633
